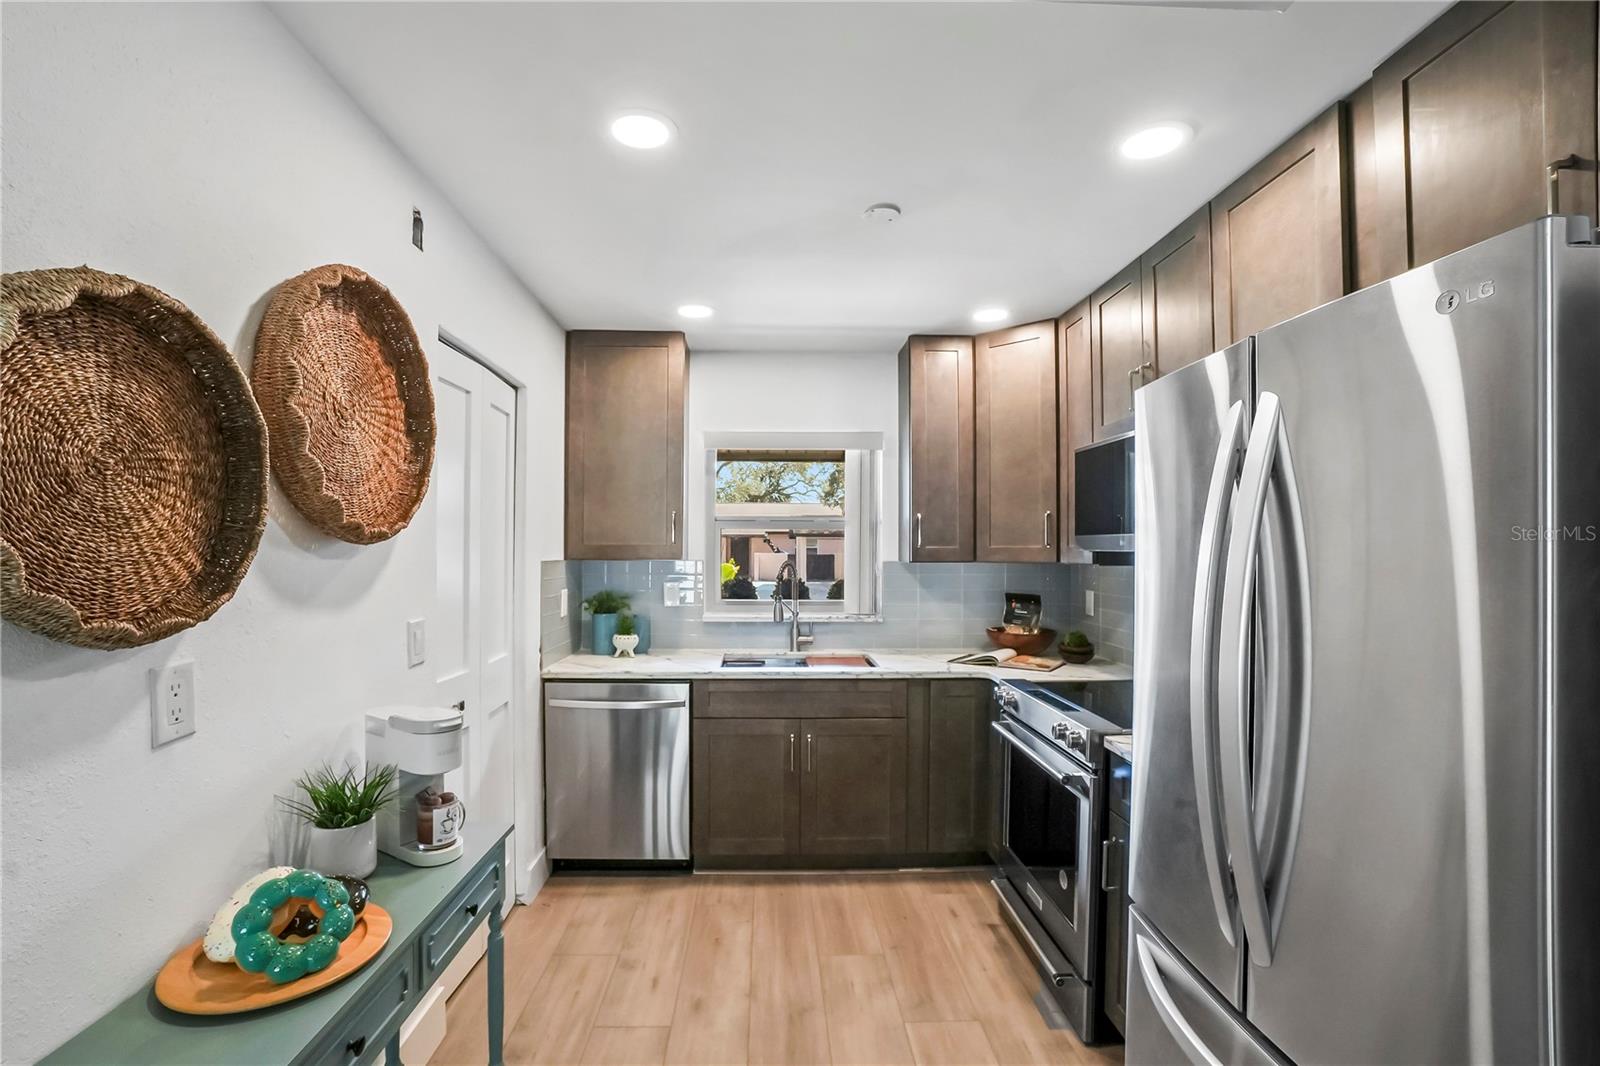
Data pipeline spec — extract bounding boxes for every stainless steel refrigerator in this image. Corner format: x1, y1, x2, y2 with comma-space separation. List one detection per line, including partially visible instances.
1127, 216, 1599, 1065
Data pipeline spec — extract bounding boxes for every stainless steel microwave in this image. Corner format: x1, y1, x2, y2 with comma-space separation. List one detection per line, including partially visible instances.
1073, 432, 1134, 552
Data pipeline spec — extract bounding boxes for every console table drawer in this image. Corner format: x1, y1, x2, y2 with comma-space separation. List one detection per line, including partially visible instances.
421, 855, 501, 985
301, 952, 415, 1066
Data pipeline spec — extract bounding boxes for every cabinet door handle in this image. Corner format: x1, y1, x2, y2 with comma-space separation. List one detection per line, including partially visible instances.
465, 902, 480, 917
346, 1035, 367, 1058
789, 732, 796, 773
1043, 510, 1052, 549
915, 512, 923, 549
1101, 840, 1117, 891
669, 509, 678, 544
806, 733, 814, 773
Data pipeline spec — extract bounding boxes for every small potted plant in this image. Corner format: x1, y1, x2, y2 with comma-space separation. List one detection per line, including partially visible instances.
1060, 630, 1096, 664
287, 763, 398, 878
612, 612, 640, 657
583, 589, 631, 654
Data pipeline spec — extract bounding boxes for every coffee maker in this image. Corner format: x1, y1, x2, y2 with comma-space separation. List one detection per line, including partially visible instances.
365, 704, 466, 866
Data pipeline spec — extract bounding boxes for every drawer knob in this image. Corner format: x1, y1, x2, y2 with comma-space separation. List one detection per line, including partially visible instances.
346, 1035, 367, 1057
465, 902, 480, 917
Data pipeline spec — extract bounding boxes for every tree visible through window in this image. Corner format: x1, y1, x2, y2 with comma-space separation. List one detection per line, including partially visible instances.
712, 449, 853, 609
715, 458, 844, 508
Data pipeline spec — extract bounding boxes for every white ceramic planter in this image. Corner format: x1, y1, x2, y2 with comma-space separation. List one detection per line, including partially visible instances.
612, 633, 640, 658
305, 819, 377, 878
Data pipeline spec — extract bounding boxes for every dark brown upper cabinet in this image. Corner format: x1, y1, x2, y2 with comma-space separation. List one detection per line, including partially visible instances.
564, 330, 686, 559
899, 336, 975, 562
1370, 1, 1597, 281
1141, 205, 1215, 377
974, 321, 1059, 562
1057, 302, 1094, 563
1211, 105, 1348, 347
1089, 262, 1145, 439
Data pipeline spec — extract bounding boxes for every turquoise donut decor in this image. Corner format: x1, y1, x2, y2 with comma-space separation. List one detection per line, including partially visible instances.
224, 868, 357, 984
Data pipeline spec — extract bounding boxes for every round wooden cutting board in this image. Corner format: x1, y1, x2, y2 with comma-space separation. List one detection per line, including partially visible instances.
154, 904, 392, 1015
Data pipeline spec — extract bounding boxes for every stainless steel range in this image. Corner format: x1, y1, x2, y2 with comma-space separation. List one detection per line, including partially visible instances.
990, 677, 1131, 1044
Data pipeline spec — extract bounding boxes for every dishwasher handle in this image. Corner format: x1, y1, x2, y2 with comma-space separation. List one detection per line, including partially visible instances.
546, 698, 689, 711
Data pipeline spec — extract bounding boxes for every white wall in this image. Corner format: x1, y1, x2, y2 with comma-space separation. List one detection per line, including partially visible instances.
685, 348, 902, 569
0, 4, 565, 1061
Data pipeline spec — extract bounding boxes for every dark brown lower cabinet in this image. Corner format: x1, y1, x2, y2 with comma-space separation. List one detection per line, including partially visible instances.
693, 680, 988, 864
1102, 810, 1132, 1036
924, 681, 992, 854
691, 717, 799, 856
800, 718, 908, 855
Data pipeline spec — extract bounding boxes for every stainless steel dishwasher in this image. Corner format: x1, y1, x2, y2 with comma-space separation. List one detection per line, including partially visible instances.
544, 681, 691, 866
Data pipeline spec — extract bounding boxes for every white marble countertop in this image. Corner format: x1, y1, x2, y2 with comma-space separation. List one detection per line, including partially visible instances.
1103, 734, 1135, 762
541, 648, 1133, 683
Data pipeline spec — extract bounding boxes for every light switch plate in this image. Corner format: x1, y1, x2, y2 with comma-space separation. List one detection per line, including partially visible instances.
407, 618, 426, 667
1085, 590, 1096, 617
150, 662, 196, 747
559, 589, 568, 619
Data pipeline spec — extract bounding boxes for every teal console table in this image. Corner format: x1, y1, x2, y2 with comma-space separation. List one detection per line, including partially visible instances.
43, 826, 511, 1066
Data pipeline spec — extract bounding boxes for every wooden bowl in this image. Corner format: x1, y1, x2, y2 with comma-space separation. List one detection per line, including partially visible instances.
986, 626, 1056, 656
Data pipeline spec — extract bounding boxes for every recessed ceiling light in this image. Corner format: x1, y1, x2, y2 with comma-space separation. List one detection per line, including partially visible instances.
1120, 122, 1192, 160
972, 307, 1008, 324
677, 304, 714, 319
610, 111, 675, 150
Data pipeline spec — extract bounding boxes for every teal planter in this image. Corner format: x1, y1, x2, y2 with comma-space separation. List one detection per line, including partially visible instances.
591, 612, 619, 654
633, 614, 651, 655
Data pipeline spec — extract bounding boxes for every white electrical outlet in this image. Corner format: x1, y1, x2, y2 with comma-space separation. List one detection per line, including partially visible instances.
559, 589, 568, 619
150, 661, 196, 747
1085, 590, 1096, 617
407, 618, 427, 667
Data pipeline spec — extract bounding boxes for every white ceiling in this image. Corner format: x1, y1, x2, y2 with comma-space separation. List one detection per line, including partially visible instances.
275, 1, 1446, 353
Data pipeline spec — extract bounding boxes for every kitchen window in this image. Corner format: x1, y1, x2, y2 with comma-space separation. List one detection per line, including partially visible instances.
707, 446, 878, 618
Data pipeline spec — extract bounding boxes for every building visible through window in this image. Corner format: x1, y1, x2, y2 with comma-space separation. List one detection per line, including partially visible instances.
710, 447, 875, 616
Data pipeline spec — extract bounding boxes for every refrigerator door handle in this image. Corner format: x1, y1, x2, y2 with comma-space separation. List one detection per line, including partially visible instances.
1217, 391, 1281, 967
1189, 399, 1245, 946
1251, 392, 1314, 956
1135, 929, 1227, 1066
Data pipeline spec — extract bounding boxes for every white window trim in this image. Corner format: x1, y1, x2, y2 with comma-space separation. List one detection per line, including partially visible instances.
702, 440, 881, 623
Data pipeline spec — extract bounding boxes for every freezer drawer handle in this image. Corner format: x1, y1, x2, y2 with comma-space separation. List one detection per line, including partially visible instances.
1135, 931, 1225, 1066
546, 698, 688, 711
1188, 399, 1245, 945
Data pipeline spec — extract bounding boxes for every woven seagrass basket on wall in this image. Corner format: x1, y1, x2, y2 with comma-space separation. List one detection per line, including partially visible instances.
0, 267, 269, 649
251, 264, 435, 545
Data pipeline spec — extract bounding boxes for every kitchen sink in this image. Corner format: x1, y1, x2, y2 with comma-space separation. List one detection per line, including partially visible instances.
719, 654, 877, 669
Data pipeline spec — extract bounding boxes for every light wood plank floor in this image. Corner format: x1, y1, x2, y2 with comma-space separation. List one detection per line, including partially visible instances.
433, 871, 1124, 1066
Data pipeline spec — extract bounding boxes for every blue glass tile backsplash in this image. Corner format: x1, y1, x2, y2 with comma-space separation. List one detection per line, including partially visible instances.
541, 558, 1134, 664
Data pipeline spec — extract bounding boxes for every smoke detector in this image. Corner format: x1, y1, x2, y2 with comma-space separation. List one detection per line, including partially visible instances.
862, 202, 902, 223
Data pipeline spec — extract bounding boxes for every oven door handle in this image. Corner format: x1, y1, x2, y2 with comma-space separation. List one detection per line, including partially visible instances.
990, 720, 1094, 797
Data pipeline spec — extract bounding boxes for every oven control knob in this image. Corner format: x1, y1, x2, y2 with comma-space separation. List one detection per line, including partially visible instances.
1067, 732, 1087, 753
1050, 722, 1069, 740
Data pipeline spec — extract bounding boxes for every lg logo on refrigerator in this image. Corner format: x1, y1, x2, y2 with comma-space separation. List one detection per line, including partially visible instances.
1435, 281, 1496, 314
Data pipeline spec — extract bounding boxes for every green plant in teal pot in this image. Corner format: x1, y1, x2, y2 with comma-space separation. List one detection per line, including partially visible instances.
583, 589, 631, 653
